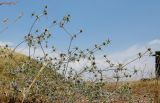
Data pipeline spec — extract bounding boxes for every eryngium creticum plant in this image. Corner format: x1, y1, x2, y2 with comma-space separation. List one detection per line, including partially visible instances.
0, 5, 153, 103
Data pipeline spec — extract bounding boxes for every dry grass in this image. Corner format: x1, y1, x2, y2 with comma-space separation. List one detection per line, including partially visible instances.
103, 79, 160, 103
131, 79, 160, 103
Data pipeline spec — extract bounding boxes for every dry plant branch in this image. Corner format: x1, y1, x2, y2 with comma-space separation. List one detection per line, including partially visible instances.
21, 61, 49, 103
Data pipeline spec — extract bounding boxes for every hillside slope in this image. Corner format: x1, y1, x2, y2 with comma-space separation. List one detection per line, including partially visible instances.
0, 48, 65, 103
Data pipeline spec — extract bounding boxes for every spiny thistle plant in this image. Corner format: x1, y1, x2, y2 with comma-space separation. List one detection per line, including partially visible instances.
0, 5, 155, 103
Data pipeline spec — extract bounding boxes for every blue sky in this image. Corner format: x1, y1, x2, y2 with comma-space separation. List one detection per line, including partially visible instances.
0, 0, 160, 52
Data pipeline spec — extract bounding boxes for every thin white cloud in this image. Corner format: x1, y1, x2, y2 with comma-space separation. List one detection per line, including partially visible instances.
148, 39, 160, 45
107, 39, 160, 80
0, 41, 13, 46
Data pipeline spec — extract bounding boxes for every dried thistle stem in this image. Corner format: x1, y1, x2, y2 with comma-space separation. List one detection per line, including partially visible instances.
21, 62, 49, 103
